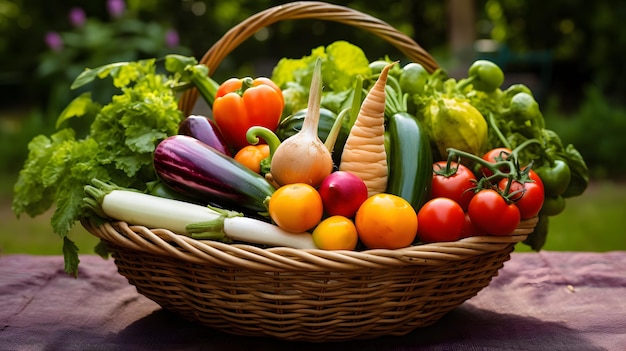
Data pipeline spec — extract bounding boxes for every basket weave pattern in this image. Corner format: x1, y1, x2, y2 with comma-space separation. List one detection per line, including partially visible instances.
83, 1, 538, 342
84, 217, 536, 341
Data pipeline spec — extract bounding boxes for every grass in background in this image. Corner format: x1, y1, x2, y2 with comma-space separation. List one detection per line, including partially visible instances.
1, 170, 625, 255
515, 180, 626, 252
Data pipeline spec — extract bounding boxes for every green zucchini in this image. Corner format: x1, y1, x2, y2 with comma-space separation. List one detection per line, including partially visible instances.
386, 112, 433, 211
275, 107, 337, 142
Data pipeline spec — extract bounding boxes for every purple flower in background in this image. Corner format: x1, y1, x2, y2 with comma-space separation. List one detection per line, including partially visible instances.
68, 7, 86, 27
107, 0, 126, 18
165, 29, 179, 47
45, 31, 63, 52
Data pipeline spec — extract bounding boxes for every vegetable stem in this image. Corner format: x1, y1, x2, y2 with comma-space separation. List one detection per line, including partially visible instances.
324, 108, 349, 152
301, 58, 323, 137
488, 112, 512, 150
246, 126, 281, 160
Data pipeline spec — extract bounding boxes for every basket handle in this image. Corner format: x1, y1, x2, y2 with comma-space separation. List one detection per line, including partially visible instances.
179, 1, 439, 115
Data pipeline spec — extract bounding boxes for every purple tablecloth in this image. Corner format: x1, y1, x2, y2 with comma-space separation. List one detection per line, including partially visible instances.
1, 251, 625, 350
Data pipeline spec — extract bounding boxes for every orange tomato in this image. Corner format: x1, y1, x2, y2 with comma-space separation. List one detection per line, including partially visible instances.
312, 216, 358, 250
268, 183, 323, 233
355, 193, 418, 249
234, 144, 270, 174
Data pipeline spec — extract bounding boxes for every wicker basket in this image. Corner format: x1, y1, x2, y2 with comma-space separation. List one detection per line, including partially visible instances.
83, 1, 538, 342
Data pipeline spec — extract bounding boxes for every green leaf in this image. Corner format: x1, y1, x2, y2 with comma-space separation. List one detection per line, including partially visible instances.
560, 144, 589, 198
56, 93, 96, 129
94, 240, 111, 259
51, 176, 89, 237
523, 214, 549, 251
164, 54, 199, 74
71, 62, 130, 90
63, 237, 81, 278
324, 41, 371, 91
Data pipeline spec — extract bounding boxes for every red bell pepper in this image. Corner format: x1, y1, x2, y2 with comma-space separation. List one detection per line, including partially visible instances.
213, 77, 284, 151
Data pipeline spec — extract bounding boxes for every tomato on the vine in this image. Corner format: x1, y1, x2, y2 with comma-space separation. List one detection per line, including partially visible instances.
528, 169, 545, 193
468, 189, 521, 235
498, 173, 545, 219
480, 147, 513, 177
417, 198, 465, 243
431, 161, 476, 211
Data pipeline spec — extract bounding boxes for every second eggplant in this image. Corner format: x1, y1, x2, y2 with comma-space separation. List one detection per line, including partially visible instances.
178, 115, 232, 156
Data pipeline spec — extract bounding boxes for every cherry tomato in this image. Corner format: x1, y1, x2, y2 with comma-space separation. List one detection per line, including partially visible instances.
481, 147, 512, 177
234, 144, 270, 174
460, 213, 483, 238
498, 176, 544, 220
431, 161, 476, 211
468, 189, 521, 236
416, 198, 465, 243
268, 183, 323, 233
312, 216, 358, 250
355, 193, 417, 249
528, 169, 545, 193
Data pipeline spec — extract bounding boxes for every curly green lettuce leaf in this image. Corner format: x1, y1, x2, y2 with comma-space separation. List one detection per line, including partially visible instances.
12, 58, 185, 277
271, 41, 371, 93
323, 41, 371, 91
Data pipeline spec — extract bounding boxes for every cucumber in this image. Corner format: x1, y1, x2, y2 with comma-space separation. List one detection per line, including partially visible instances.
386, 112, 433, 211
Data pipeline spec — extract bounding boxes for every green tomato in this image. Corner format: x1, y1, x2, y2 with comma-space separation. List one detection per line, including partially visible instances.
468, 60, 504, 92
541, 195, 566, 216
509, 92, 541, 121
369, 60, 390, 75
399, 62, 428, 95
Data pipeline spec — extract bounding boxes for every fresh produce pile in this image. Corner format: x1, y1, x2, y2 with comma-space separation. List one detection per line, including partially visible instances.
12, 41, 588, 276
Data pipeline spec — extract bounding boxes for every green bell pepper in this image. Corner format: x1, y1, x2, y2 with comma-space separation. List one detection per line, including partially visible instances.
535, 159, 571, 197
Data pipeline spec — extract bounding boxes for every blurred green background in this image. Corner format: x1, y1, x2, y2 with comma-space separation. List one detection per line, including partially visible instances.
1, 0, 625, 255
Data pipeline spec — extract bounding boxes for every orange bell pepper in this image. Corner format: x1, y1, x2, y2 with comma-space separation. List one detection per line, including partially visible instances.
213, 77, 284, 151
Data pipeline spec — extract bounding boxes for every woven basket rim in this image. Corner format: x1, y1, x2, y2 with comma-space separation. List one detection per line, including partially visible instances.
83, 216, 534, 272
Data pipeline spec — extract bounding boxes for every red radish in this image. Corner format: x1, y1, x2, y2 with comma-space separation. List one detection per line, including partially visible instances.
318, 171, 368, 218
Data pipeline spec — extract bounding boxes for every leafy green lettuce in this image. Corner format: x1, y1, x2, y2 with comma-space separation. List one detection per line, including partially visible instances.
12, 58, 186, 277
271, 41, 371, 117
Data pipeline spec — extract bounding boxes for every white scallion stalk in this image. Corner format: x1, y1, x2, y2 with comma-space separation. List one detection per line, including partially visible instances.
84, 179, 317, 249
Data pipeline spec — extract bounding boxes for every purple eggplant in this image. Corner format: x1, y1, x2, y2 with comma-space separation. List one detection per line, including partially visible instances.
178, 115, 231, 156
154, 135, 275, 214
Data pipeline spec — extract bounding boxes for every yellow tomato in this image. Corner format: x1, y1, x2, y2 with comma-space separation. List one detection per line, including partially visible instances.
355, 193, 418, 249
312, 216, 358, 250
268, 183, 323, 233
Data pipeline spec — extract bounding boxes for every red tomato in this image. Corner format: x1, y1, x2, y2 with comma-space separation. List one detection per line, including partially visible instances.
468, 189, 521, 236
528, 169, 545, 193
498, 177, 545, 219
431, 161, 477, 211
417, 198, 465, 243
481, 147, 513, 177
460, 213, 483, 238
